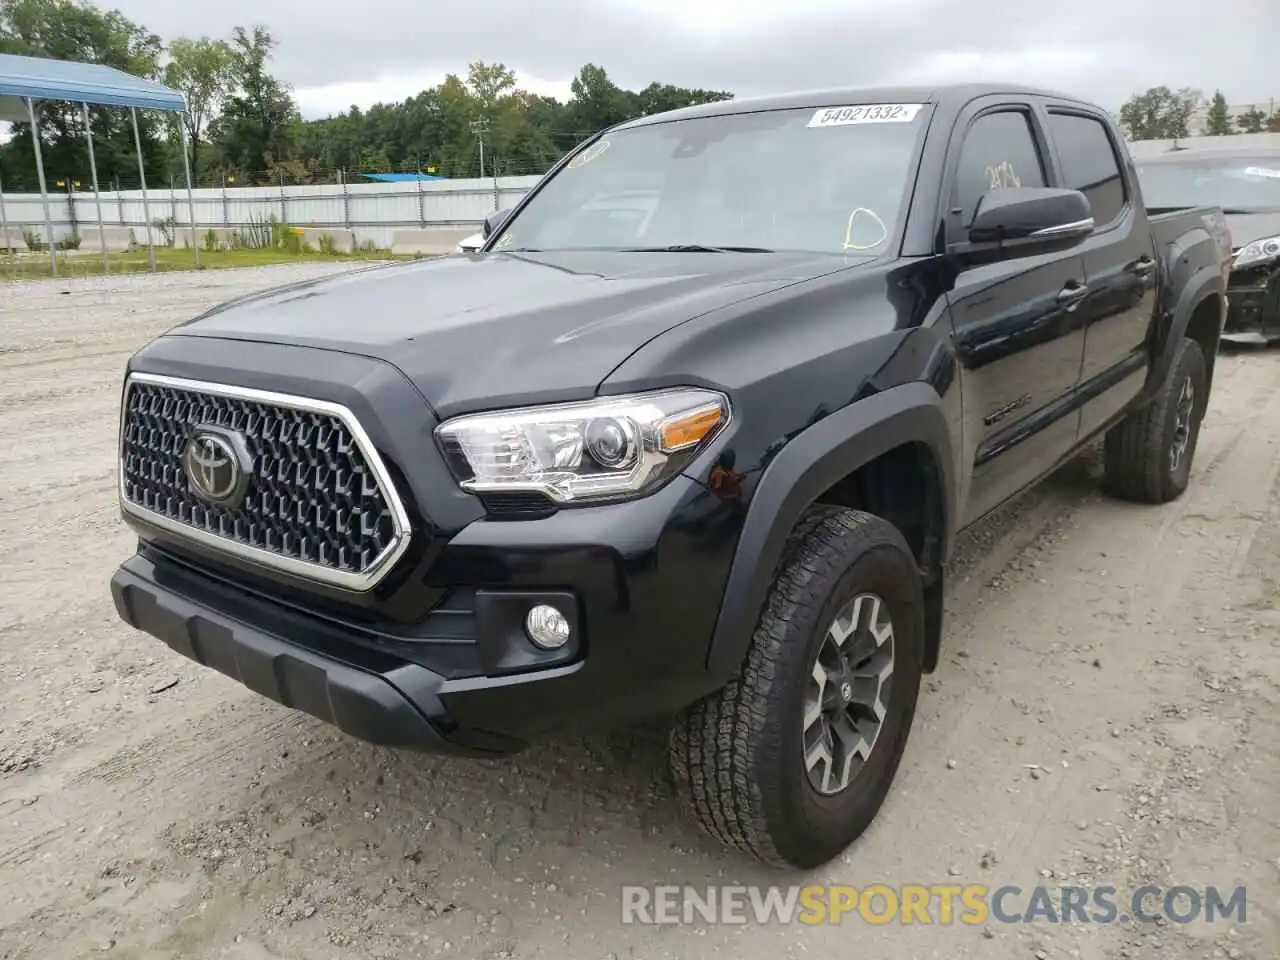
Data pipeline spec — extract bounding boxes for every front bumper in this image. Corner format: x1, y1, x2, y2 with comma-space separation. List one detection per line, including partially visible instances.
1223, 265, 1280, 341
110, 472, 742, 755
111, 552, 524, 756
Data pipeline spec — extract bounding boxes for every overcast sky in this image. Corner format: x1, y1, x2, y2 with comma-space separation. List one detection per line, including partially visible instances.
63, 0, 1280, 118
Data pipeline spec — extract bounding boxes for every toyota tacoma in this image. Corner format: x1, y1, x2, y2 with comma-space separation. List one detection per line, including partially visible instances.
110, 82, 1231, 869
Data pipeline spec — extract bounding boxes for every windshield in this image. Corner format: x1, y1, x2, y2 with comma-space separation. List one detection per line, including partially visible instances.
492, 103, 929, 255
1135, 155, 1280, 211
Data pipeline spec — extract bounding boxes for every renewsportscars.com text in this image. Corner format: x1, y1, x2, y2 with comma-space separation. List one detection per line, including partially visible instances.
621, 884, 1248, 926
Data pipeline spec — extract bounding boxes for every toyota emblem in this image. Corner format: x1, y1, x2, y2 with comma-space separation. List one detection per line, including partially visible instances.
182, 431, 246, 506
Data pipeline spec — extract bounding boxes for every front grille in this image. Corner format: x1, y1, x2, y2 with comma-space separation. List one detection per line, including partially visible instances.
119, 374, 409, 591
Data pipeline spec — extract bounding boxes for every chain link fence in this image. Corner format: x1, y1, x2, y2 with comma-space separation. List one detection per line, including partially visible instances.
0, 172, 544, 252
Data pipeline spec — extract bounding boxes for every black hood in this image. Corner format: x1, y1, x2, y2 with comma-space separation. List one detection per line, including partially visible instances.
1225, 210, 1280, 250
168, 249, 865, 417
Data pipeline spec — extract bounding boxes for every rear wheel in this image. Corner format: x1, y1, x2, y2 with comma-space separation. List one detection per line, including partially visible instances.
1103, 336, 1207, 504
669, 505, 924, 869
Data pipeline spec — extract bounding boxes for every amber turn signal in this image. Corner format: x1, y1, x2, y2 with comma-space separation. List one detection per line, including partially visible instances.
658, 403, 725, 453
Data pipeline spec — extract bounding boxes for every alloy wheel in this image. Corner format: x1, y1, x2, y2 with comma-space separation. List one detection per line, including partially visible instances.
1170, 374, 1195, 473
803, 593, 895, 796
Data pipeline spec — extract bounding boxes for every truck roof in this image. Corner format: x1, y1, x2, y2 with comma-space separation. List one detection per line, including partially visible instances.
616, 81, 1101, 130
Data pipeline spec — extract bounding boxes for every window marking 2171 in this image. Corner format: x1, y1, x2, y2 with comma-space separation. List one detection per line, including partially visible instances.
986, 160, 1022, 190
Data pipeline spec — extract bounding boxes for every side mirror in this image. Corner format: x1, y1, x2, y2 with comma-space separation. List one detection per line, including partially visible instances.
955, 187, 1093, 266
482, 207, 512, 240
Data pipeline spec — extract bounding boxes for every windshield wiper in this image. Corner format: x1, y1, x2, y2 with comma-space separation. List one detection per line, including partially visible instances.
621, 244, 775, 253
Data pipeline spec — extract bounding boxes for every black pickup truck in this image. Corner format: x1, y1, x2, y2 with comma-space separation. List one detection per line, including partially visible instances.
110, 82, 1231, 870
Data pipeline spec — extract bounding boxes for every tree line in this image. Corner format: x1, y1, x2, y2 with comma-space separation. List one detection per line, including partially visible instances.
1118, 86, 1280, 141
0, 0, 732, 190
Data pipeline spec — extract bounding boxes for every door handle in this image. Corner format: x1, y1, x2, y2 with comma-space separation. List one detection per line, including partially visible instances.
1128, 256, 1156, 277
1057, 281, 1088, 311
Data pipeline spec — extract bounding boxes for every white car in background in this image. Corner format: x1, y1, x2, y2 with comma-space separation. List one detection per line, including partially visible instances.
455, 231, 484, 253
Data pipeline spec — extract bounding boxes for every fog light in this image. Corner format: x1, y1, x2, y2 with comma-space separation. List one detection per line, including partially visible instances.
525, 604, 571, 649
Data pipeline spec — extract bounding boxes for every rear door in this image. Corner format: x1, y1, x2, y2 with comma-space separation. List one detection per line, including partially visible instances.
1043, 107, 1158, 439
942, 98, 1089, 524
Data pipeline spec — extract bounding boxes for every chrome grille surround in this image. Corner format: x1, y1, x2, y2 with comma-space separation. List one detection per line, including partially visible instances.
117, 372, 411, 592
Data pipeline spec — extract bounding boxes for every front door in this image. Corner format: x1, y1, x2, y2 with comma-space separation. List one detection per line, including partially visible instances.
942, 102, 1088, 525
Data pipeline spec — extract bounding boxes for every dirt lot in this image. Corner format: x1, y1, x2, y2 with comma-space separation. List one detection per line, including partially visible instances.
1, 264, 1277, 960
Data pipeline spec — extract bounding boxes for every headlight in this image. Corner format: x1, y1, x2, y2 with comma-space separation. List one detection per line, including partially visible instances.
1233, 235, 1280, 269
435, 388, 730, 504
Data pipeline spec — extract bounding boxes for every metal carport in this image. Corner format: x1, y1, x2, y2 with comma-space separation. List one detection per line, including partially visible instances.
0, 52, 193, 277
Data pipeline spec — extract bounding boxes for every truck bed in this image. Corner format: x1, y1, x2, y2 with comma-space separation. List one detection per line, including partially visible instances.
1147, 204, 1233, 279
1148, 204, 1224, 244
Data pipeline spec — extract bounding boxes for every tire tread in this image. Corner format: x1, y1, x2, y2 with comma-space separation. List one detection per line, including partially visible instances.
670, 505, 910, 866
1104, 337, 1205, 504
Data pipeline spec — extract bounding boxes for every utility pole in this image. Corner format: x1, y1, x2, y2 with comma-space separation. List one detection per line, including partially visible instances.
469, 118, 490, 180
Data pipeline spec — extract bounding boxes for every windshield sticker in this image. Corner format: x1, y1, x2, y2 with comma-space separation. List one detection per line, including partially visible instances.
567, 138, 611, 169
493, 232, 514, 250
807, 104, 924, 127
1242, 166, 1280, 179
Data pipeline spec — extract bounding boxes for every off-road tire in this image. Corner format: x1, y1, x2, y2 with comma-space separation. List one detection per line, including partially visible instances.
1103, 336, 1207, 504
669, 505, 924, 869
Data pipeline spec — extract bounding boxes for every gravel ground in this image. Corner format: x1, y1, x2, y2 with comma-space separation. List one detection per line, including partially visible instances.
1, 264, 1277, 960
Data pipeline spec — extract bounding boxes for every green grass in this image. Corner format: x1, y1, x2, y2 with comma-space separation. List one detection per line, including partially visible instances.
0, 245, 421, 282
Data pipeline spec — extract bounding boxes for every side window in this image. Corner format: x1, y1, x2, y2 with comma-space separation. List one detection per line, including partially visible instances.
1048, 112, 1127, 226
954, 110, 1047, 225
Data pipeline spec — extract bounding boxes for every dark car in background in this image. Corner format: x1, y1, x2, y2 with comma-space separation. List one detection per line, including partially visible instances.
1136, 148, 1280, 342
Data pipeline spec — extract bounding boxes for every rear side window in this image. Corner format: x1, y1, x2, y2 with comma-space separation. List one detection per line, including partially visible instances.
1048, 112, 1127, 226
954, 110, 1047, 225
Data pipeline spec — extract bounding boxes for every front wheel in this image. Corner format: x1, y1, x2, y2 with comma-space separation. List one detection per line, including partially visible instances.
669, 506, 924, 869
